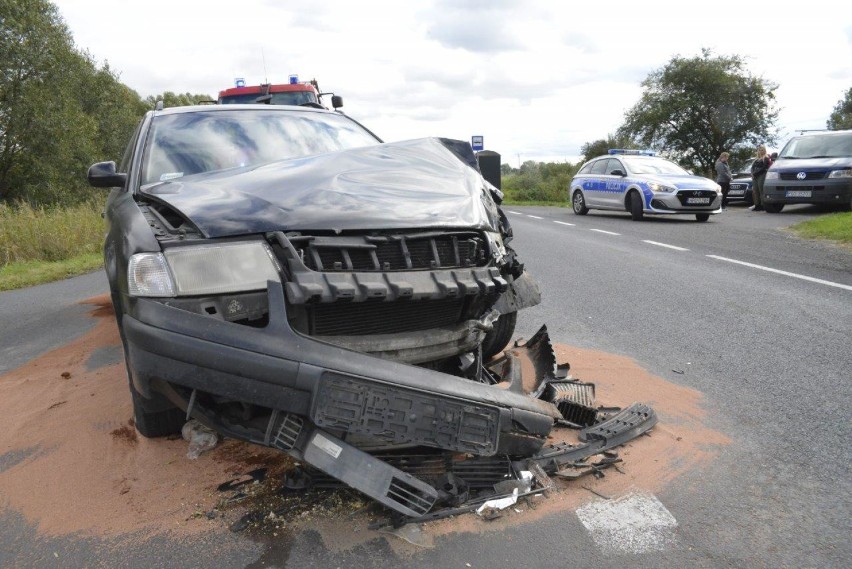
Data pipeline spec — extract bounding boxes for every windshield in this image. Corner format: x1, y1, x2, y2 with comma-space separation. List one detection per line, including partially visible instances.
219, 91, 318, 106
780, 132, 852, 158
141, 109, 380, 186
622, 156, 690, 176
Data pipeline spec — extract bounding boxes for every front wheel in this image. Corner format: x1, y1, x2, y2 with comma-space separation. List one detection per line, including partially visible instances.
481, 311, 517, 359
695, 213, 710, 222
130, 383, 185, 438
629, 191, 644, 221
764, 203, 784, 213
572, 190, 589, 215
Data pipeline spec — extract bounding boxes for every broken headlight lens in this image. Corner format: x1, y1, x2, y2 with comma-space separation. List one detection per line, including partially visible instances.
128, 242, 281, 297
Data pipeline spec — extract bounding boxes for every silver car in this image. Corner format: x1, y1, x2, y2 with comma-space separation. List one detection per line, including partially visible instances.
569, 150, 722, 222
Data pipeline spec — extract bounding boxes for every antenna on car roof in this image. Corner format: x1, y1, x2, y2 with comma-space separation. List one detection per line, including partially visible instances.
261, 48, 268, 85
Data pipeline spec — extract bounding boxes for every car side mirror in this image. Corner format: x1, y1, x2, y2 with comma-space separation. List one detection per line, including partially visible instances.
331, 95, 343, 109
88, 161, 127, 188
610, 169, 626, 177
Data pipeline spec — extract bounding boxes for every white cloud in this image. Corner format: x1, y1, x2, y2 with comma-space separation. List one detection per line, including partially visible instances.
54, 0, 852, 162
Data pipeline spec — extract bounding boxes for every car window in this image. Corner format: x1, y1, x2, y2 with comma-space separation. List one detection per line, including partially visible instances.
780, 132, 852, 158
578, 162, 594, 175
622, 156, 689, 175
140, 110, 380, 186
605, 159, 624, 175
589, 159, 607, 175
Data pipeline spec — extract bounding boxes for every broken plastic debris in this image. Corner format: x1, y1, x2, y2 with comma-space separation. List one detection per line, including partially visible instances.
181, 419, 218, 459
476, 487, 519, 515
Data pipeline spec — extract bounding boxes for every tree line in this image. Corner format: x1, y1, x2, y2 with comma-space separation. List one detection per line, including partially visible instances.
0, 0, 210, 206
3, 2, 851, 207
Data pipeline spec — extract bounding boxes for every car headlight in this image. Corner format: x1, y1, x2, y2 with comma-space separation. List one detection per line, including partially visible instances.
828, 169, 852, 178
128, 241, 281, 297
766, 171, 780, 180
485, 231, 506, 263
647, 182, 677, 193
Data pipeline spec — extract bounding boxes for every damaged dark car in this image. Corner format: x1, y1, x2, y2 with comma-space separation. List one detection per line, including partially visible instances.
90, 105, 655, 519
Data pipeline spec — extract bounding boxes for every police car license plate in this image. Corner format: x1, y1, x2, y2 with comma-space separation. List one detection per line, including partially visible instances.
728, 189, 745, 196
686, 197, 710, 204
786, 190, 812, 198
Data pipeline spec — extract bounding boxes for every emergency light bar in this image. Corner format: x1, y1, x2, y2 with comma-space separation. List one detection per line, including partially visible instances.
608, 149, 655, 156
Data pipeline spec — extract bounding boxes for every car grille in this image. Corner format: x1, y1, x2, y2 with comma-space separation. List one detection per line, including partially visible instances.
675, 190, 717, 206
780, 171, 827, 181
309, 297, 466, 335
302, 233, 486, 272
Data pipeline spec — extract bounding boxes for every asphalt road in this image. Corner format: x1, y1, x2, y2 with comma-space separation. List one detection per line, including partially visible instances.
1, 202, 850, 568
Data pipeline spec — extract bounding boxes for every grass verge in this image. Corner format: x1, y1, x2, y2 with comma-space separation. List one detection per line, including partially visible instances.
1, 200, 105, 291
788, 211, 852, 246
0, 254, 103, 292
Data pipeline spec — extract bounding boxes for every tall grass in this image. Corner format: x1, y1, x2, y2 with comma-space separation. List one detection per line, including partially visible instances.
0, 200, 105, 266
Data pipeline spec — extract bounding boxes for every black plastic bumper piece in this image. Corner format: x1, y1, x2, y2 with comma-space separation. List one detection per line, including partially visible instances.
529, 403, 658, 473
122, 281, 561, 457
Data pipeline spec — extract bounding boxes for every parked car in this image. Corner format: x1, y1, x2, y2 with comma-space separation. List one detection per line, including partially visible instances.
569, 150, 722, 221
87, 105, 557, 498
763, 130, 852, 213
727, 165, 754, 205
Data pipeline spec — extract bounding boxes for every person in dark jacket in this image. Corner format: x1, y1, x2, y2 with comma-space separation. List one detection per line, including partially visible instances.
749, 145, 771, 211
715, 151, 732, 209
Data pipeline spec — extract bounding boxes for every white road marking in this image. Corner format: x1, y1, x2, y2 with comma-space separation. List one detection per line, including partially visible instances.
643, 240, 689, 251
576, 491, 678, 554
707, 255, 852, 291
589, 229, 620, 236
554, 221, 575, 226
507, 211, 522, 215
527, 215, 543, 219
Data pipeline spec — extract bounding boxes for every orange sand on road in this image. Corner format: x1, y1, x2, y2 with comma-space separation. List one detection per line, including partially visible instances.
0, 296, 729, 545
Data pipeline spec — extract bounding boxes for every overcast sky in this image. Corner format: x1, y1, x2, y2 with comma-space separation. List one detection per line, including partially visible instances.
53, 0, 851, 164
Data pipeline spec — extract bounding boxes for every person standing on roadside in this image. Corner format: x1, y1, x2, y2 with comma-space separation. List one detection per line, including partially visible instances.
749, 144, 771, 211
715, 151, 732, 210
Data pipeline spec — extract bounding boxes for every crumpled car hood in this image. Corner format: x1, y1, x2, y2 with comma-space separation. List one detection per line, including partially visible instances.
139, 137, 497, 238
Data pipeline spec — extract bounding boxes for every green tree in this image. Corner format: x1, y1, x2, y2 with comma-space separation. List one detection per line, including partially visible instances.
0, 0, 147, 205
827, 87, 852, 130
580, 134, 641, 163
144, 91, 214, 109
77, 60, 148, 164
618, 49, 779, 176
1, 0, 86, 202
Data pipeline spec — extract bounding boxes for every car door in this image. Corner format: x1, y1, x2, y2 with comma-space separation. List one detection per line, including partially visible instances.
583, 159, 609, 207
601, 158, 628, 209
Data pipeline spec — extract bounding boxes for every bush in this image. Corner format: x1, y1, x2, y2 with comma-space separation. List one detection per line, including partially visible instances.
501, 161, 577, 203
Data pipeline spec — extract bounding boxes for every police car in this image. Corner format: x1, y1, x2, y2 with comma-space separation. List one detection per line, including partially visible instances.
569, 150, 722, 221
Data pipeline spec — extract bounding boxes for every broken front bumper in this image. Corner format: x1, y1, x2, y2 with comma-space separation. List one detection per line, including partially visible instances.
122, 281, 562, 459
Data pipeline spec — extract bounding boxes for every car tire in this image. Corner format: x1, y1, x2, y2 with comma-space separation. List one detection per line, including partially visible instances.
130, 384, 185, 438
764, 203, 784, 213
481, 311, 517, 359
572, 190, 589, 215
695, 213, 710, 222
629, 191, 644, 221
